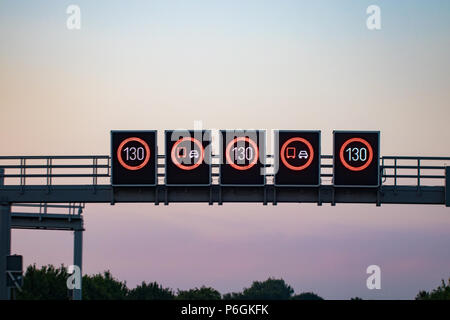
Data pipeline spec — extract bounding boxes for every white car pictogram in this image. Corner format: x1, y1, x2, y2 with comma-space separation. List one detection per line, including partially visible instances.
298, 150, 308, 159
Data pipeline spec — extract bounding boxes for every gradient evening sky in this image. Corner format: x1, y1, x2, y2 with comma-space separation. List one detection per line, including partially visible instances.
1, 0, 450, 299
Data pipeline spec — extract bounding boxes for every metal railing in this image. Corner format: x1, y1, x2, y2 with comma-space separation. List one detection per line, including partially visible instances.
11, 203, 85, 216
381, 156, 450, 189
0, 154, 448, 188
0, 156, 110, 187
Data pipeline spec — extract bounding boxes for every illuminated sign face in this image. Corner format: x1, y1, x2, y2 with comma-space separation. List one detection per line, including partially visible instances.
333, 131, 380, 187
165, 130, 211, 185
275, 131, 321, 186
111, 131, 157, 186
220, 130, 266, 185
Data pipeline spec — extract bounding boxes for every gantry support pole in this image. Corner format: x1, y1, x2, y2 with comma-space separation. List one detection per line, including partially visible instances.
0, 169, 11, 300
73, 227, 83, 300
446, 167, 450, 207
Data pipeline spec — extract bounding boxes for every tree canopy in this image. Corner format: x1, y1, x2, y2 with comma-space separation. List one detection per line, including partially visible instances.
415, 279, 450, 300
176, 286, 221, 300
127, 281, 175, 300
16, 264, 449, 300
291, 292, 324, 300
223, 278, 295, 300
82, 271, 128, 300
17, 264, 70, 300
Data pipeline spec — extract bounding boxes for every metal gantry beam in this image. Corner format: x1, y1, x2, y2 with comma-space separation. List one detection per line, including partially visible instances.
11, 213, 83, 230
0, 184, 446, 206
0, 155, 448, 206
0, 154, 448, 205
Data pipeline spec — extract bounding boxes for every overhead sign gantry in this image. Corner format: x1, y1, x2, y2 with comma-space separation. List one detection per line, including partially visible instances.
3, 130, 450, 303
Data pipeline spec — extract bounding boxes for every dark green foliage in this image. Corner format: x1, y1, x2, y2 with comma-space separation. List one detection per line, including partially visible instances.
291, 292, 323, 300
176, 286, 221, 300
222, 292, 244, 300
415, 279, 450, 300
224, 278, 294, 300
18, 264, 448, 300
17, 265, 128, 300
127, 281, 175, 300
17, 264, 70, 300
82, 271, 128, 300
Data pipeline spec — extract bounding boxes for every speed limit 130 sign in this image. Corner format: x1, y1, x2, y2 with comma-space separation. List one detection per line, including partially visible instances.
111, 130, 157, 186
219, 130, 266, 185
333, 131, 380, 187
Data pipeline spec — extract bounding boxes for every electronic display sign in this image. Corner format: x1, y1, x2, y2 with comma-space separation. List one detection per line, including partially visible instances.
275, 130, 321, 186
165, 130, 211, 185
220, 130, 266, 185
111, 130, 157, 186
333, 131, 380, 187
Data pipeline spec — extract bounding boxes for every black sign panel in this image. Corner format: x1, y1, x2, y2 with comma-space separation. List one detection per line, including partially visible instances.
333, 131, 380, 187
6, 255, 22, 272
111, 131, 157, 186
275, 130, 321, 186
220, 130, 266, 185
6, 255, 23, 288
165, 130, 211, 185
